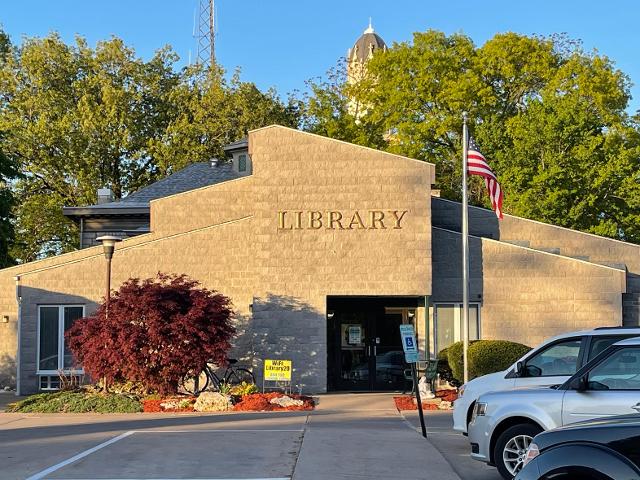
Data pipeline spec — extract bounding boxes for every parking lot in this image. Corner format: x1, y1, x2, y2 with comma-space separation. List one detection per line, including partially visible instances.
403, 410, 502, 480
1, 411, 308, 480
1, 394, 466, 480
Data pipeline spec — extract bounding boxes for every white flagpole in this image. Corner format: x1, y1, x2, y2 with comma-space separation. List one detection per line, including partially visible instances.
462, 112, 470, 385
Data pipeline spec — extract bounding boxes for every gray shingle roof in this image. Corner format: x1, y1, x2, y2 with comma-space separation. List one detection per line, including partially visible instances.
64, 161, 240, 217
223, 137, 248, 154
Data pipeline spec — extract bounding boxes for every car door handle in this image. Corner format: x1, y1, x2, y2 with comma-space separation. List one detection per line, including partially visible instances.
632, 403, 640, 412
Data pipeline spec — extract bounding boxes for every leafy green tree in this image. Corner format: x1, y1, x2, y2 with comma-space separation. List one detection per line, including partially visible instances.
0, 34, 179, 261
0, 34, 299, 262
0, 28, 16, 267
151, 66, 299, 173
304, 31, 640, 243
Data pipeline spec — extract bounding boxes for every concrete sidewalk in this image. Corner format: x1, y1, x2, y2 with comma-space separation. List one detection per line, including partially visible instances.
293, 393, 461, 480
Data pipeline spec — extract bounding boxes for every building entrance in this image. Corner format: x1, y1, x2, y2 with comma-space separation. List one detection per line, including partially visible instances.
327, 297, 421, 391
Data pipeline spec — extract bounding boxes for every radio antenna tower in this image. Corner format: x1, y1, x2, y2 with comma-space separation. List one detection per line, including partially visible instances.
195, 0, 215, 70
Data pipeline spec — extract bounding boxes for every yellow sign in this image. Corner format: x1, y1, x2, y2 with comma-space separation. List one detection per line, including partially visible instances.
264, 359, 292, 381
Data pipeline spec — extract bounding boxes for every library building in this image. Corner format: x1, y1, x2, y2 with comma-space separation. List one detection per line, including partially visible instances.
0, 124, 638, 395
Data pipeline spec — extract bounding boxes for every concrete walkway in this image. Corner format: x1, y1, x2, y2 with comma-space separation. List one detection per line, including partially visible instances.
293, 393, 461, 480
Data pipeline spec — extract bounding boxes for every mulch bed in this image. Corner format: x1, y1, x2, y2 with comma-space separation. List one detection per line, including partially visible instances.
142, 396, 196, 413
436, 389, 458, 403
394, 390, 458, 411
141, 392, 315, 413
233, 392, 315, 411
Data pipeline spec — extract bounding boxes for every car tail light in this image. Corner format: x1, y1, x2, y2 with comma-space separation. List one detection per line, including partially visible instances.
523, 442, 540, 467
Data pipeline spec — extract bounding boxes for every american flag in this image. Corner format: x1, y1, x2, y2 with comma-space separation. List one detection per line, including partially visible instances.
467, 138, 503, 219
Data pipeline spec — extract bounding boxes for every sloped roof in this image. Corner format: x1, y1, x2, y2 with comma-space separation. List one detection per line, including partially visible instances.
63, 161, 240, 218
223, 137, 248, 153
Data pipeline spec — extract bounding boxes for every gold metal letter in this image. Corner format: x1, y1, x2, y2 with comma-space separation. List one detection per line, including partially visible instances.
295, 211, 303, 229
309, 211, 323, 229
390, 210, 408, 229
348, 212, 366, 229
370, 210, 386, 229
278, 211, 292, 230
328, 211, 345, 230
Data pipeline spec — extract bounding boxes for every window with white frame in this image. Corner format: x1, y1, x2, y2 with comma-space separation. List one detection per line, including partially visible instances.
38, 305, 85, 373
434, 303, 480, 353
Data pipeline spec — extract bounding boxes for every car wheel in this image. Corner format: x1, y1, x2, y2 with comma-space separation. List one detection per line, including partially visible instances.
494, 423, 542, 479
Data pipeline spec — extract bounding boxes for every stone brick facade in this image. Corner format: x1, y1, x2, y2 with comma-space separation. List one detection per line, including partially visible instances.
0, 126, 634, 394
0, 126, 434, 394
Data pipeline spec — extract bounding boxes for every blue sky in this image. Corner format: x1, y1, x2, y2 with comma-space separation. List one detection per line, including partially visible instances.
1, 1, 639, 113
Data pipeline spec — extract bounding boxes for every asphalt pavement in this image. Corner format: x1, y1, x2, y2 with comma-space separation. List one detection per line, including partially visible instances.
0, 393, 463, 480
402, 409, 502, 480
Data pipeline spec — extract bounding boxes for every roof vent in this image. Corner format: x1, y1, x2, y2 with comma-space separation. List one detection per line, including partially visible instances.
97, 187, 114, 205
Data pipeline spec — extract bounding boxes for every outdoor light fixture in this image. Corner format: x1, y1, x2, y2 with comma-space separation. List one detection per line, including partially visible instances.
327, 311, 335, 319
96, 235, 122, 310
1, 315, 8, 323
96, 235, 122, 260
407, 310, 415, 319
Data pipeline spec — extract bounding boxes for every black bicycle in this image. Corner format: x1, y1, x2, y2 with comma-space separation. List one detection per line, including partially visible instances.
180, 359, 255, 395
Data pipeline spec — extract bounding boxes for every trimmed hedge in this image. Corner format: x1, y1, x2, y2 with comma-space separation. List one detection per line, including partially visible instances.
469, 340, 531, 379
447, 340, 479, 384
6, 391, 142, 413
436, 346, 462, 388
443, 340, 531, 385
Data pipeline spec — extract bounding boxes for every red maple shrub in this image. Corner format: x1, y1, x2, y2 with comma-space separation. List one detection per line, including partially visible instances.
66, 273, 235, 394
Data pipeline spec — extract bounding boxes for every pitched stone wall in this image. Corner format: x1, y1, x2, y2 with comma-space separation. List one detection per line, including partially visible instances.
432, 228, 626, 348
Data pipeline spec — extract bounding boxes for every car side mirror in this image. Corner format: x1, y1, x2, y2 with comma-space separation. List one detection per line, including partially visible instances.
569, 376, 588, 391
516, 361, 525, 377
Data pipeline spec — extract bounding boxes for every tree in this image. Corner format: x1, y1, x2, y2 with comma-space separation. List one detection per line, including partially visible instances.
65, 273, 235, 395
0, 34, 180, 261
0, 34, 301, 262
151, 66, 300, 173
304, 31, 640, 243
0, 28, 16, 267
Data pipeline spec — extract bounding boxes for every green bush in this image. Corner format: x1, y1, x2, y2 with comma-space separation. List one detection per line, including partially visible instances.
6, 391, 142, 413
445, 340, 530, 385
447, 340, 479, 384
230, 381, 259, 397
469, 340, 531, 379
437, 346, 462, 388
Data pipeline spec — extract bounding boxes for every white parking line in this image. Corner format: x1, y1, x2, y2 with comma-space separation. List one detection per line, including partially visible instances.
25, 431, 135, 480
25, 429, 303, 480
131, 429, 304, 433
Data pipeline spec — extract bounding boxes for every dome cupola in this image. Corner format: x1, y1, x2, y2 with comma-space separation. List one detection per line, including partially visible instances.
348, 19, 387, 63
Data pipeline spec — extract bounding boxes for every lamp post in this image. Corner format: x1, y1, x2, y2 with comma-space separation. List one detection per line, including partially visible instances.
96, 236, 122, 315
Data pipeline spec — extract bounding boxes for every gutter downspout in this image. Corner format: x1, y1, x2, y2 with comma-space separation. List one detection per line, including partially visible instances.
14, 275, 21, 396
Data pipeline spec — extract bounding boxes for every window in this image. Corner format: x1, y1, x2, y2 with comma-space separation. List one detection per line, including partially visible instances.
434, 303, 480, 353
38, 305, 84, 373
238, 154, 247, 172
587, 347, 640, 390
524, 339, 581, 377
588, 336, 628, 361
40, 376, 61, 391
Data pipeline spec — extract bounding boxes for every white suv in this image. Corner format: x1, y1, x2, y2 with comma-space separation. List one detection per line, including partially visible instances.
469, 336, 640, 479
453, 327, 640, 434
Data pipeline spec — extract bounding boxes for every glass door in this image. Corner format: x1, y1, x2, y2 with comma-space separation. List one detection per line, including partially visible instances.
373, 312, 407, 390
334, 310, 372, 390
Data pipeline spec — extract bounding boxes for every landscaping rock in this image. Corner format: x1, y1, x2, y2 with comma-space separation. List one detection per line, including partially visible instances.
194, 391, 232, 412
269, 395, 304, 408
